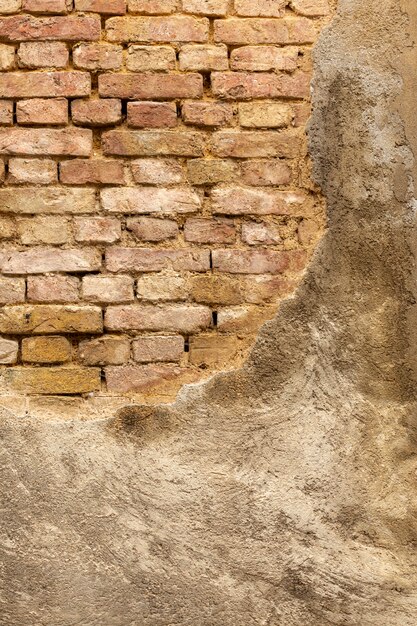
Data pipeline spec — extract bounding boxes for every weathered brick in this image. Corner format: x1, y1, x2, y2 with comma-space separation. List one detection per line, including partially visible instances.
239, 102, 293, 128
75, 0, 127, 14
182, 101, 233, 127
101, 186, 201, 214
126, 45, 176, 71
16, 98, 68, 125
18, 216, 70, 245
234, 0, 286, 16
136, 272, 188, 301
0, 276, 25, 304
23, 0, 68, 13
0, 16, 101, 42
186, 158, 238, 184
106, 16, 209, 43
60, 159, 125, 185
190, 274, 244, 305
0, 305, 103, 334
0, 187, 96, 213
0, 1, 21, 14
127, 216, 178, 241
0, 338, 18, 364
244, 274, 297, 304
0, 43, 14, 69
212, 187, 311, 216
27, 276, 80, 303
212, 249, 304, 273
103, 130, 205, 156
128, 0, 178, 13
230, 46, 298, 72
290, 0, 330, 16
214, 17, 316, 45
212, 71, 310, 100
106, 248, 210, 272
240, 160, 292, 186
82, 275, 134, 303
74, 217, 122, 243
22, 336, 72, 364
0, 215, 16, 239
8, 158, 57, 184
105, 363, 189, 394
0, 99, 12, 124
212, 131, 300, 158
183, 0, 228, 15
7, 367, 101, 394
184, 218, 235, 243
71, 99, 122, 126
131, 158, 183, 184
241, 221, 282, 245
179, 44, 228, 71
0, 248, 101, 274
0, 128, 92, 156
0, 157, 4, 180
79, 335, 130, 366
133, 335, 183, 362
73, 43, 123, 71
127, 101, 177, 128
99, 73, 203, 100
216, 305, 275, 332
293, 102, 311, 127
17, 42, 68, 68
105, 304, 211, 333
0, 71, 90, 98
189, 334, 239, 367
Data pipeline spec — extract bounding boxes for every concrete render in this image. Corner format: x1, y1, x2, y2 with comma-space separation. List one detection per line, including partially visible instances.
2, 0, 417, 624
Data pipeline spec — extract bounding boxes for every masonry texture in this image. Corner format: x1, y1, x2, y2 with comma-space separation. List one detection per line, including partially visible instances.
0, 0, 331, 400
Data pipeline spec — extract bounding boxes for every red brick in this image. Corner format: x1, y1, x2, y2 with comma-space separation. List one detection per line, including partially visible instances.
214, 17, 316, 45
212, 186, 311, 216
23, 0, 68, 13
244, 274, 298, 304
79, 336, 130, 366
105, 304, 211, 332
99, 73, 203, 100
102, 129, 205, 156
179, 44, 228, 71
0, 305, 103, 334
0, 99, 13, 124
75, 0, 126, 13
212, 249, 292, 274
0, 248, 101, 275
235, 0, 286, 16
127, 101, 177, 128
16, 98, 68, 125
131, 158, 183, 184
105, 363, 189, 394
18, 216, 69, 244
73, 43, 123, 71
27, 276, 80, 303
126, 44, 176, 71
17, 42, 68, 68
71, 99, 122, 126
211, 71, 310, 100
230, 46, 298, 72
127, 216, 178, 241
82, 275, 134, 303
101, 186, 201, 214
106, 248, 210, 272
0, 1, 21, 14
60, 159, 125, 185
184, 218, 235, 243
240, 160, 292, 186
212, 130, 300, 158
106, 16, 209, 43
74, 217, 121, 243
290, 0, 330, 16
241, 221, 282, 245
182, 101, 233, 126
239, 102, 293, 128
0, 72, 90, 98
0, 43, 14, 69
293, 102, 311, 127
0, 187, 95, 212
132, 335, 183, 362
186, 158, 238, 184
0, 16, 101, 42
128, 0, 178, 13
0, 276, 25, 304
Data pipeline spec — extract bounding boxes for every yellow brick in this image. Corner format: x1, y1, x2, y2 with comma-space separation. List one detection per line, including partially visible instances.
0, 305, 103, 334
22, 336, 72, 364
189, 334, 240, 367
7, 367, 101, 395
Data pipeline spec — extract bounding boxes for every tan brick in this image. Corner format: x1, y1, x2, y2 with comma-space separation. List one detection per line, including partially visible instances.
75, 0, 126, 13
82, 275, 134, 303
214, 17, 316, 45
186, 158, 238, 184
105, 363, 189, 394
184, 218, 235, 243
0, 305, 103, 334
0, 71, 90, 98
293, 102, 311, 127
182, 0, 228, 15
0, 248, 101, 274
103, 130, 205, 156
133, 335, 183, 362
0, 43, 14, 70
0, 1, 21, 14
212, 249, 305, 274
106, 16, 209, 43
73, 43, 123, 71
106, 248, 210, 272
179, 44, 228, 71
189, 334, 239, 367
212, 131, 300, 158
22, 336, 72, 364
79, 335, 130, 366
17, 42, 68, 68
101, 186, 201, 214
182, 101, 233, 127
239, 102, 293, 128
71, 99, 122, 126
127, 216, 178, 241
0, 338, 18, 364
136, 272, 188, 301
128, 0, 178, 13
131, 158, 184, 184
126, 45, 176, 71
212, 71, 310, 100
0, 16, 101, 42
212, 186, 312, 216
190, 274, 244, 305
60, 159, 125, 185
7, 366, 101, 395
105, 304, 211, 333
244, 274, 297, 303
8, 158, 57, 184
27, 276, 80, 303
16, 98, 68, 125
240, 160, 292, 186
23, 0, 68, 13
0, 187, 96, 213
230, 46, 298, 72
241, 221, 282, 245
18, 216, 70, 245
0, 99, 13, 124
127, 101, 177, 128
74, 217, 122, 243
290, 0, 330, 16
0, 276, 25, 304
234, 0, 286, 16
0, 128, 92, 156
99, 73, 203, 100
0, 215, 16, 239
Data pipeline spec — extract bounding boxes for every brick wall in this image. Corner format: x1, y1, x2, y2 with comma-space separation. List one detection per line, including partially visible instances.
0, 0, 330, 400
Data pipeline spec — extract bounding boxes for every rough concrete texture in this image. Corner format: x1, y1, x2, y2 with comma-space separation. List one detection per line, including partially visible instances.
2, 0, 417, 624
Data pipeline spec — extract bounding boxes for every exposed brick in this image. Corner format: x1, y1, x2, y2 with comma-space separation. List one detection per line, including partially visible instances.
234, 0, 286, 16
73, 43, 123, 71
190, 274, 244, 305
230, 46, 298, 72
22, 336, 72, 364
0, 215, 16, 239
184, 218, 235, 243
133, 335, 183, 362
82, 275, 134, 303
182, 101, 233, 127
136, 272, 188, 301
71, 99, 122, 126
103, 130, 205, 156
0, 248, 101, 274
240, 160, 292, 186
212, 131, 300, 158
189, 334, 239, 367
127, 101, 177, 128
0, 71, 90, 98
128, 0, 177, 13
214, 17, 316, 45
182, 0, 228, 15
131, 158, 184, 184
0, 128, 92, 156
179, 44, 228, 71
79, 335, 130, 366
74, 217, 121, 243
241, 221, 282, 245
212, 187, 312, 216
0, 157, 4, 179
99, 73, 203, 100
23, 0, 68, 13
60, 159, 125, 185
27, 276, 80, 303
17, 42, 68, 68
290, 0, 330, 16
212, 71, 310, 100
105, 304, 211, 333
212, 249, 303, 273
106, 16, 209, 43
75, 0, 127, 13
186, 158, 238, 184
8, 158, 57, 184
0, 276, 25, 304
0, 187, 95, 213
216, 305, 274, 332
0, 16, 101, 42
101, 186, 201, 214
18, 216, 70, 245
0, 305, 103, 334
293, 102, 311, 127
106, 248, 210, 272
105, 363, 189, 394
7, 367, 101, 394
127, 216, 178, 241
0, 1, 21, 14
0, 43, 14, 69
239, 102, 293, 128
244, 274, 297, 304
16, 98, 68, 126
0, 99, 12, 124
126, 45, 176, 71
0, 338, 18, 364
